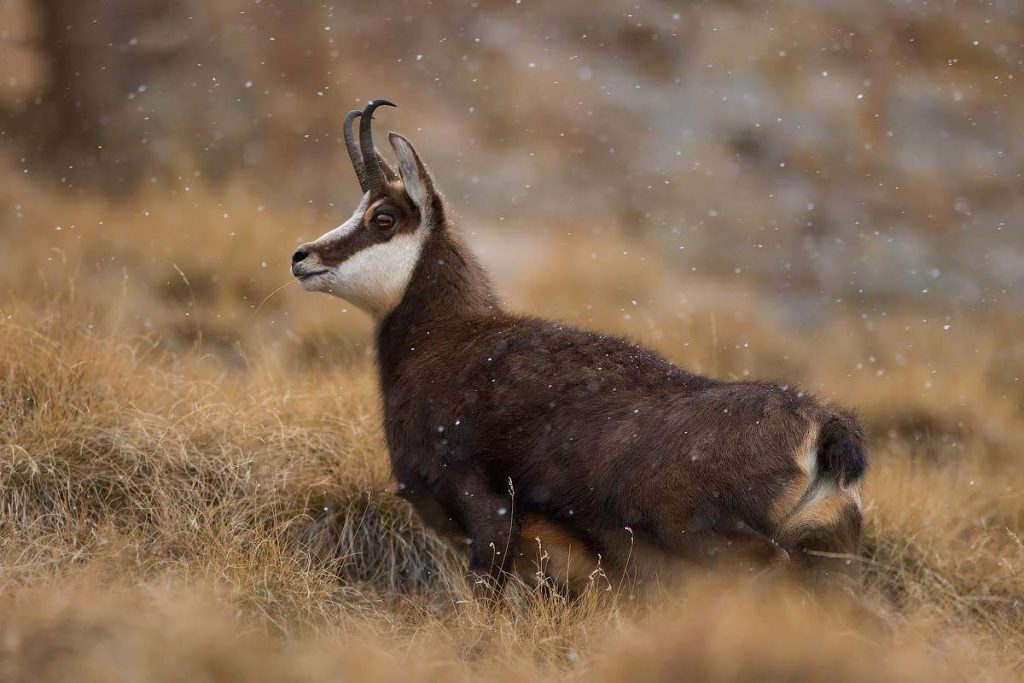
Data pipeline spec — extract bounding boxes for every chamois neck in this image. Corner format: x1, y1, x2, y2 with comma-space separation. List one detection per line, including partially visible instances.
377, 226, 501, 350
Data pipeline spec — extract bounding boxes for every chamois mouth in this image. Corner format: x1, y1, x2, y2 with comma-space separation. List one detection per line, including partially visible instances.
294, 269, 328, 281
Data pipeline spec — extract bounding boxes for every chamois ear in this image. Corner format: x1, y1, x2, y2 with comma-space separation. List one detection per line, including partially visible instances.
388, 132, 438, 222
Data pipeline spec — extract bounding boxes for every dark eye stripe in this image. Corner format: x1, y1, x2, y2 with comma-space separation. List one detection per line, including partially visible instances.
311, 190, 422, 266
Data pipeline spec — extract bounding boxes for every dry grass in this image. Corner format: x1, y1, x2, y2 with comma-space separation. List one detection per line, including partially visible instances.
1, 174, 1023, 681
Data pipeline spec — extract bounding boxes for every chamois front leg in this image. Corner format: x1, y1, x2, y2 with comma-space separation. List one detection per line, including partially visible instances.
390, 479, 466, 541
450, 470, 519, 599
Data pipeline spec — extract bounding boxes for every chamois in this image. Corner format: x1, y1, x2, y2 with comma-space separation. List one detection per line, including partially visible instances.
291, 100, 868, 591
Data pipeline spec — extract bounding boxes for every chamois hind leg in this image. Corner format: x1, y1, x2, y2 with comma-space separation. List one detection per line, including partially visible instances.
513, 516, 601, 595
775, 482, 863, 586
716, 519, 792, 570
771, 413, 868, 586
675, 519, 792, 573
651, 510, 790, 573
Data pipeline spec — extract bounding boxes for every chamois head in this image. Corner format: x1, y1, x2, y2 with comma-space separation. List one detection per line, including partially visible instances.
291, 99, 441, 317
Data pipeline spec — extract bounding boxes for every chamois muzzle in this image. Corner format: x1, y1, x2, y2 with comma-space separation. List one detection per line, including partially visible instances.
344, 99, 397, 194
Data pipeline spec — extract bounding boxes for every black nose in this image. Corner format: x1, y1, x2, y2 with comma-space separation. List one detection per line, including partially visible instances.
292, 247, 310, 264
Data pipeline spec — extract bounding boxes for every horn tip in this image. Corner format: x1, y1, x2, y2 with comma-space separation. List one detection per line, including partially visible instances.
368, 98, 397, 108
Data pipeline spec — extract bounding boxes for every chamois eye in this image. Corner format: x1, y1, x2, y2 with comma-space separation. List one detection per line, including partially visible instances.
374, 213, 396, 230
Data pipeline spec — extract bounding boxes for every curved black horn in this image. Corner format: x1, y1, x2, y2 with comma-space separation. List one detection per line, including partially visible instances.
359, 99, 397, 193
343, 109, 367, 191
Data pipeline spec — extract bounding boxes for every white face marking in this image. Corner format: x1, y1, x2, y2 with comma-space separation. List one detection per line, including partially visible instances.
317, 192, 372, 243
320, 229, 428, 317
296, 192, 428, 318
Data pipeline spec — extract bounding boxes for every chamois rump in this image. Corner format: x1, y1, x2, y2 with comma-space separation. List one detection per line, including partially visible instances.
290, 100, 868, 591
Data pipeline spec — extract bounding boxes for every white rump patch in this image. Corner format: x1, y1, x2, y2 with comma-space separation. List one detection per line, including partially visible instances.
804, 477, 836, 505
797, 425, 819, 479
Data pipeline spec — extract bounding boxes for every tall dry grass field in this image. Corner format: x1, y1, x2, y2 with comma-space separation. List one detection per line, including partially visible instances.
1, 160, 1022, 681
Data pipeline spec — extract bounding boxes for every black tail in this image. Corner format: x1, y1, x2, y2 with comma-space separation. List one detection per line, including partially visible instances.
816, 412, 868, 486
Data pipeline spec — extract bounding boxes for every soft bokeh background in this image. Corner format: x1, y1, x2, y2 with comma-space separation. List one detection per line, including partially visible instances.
1, 2, 1023, 681
3, 0, 1022, 312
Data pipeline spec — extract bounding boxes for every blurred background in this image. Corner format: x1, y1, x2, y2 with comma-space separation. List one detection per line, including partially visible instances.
2, 0, 1021, 313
